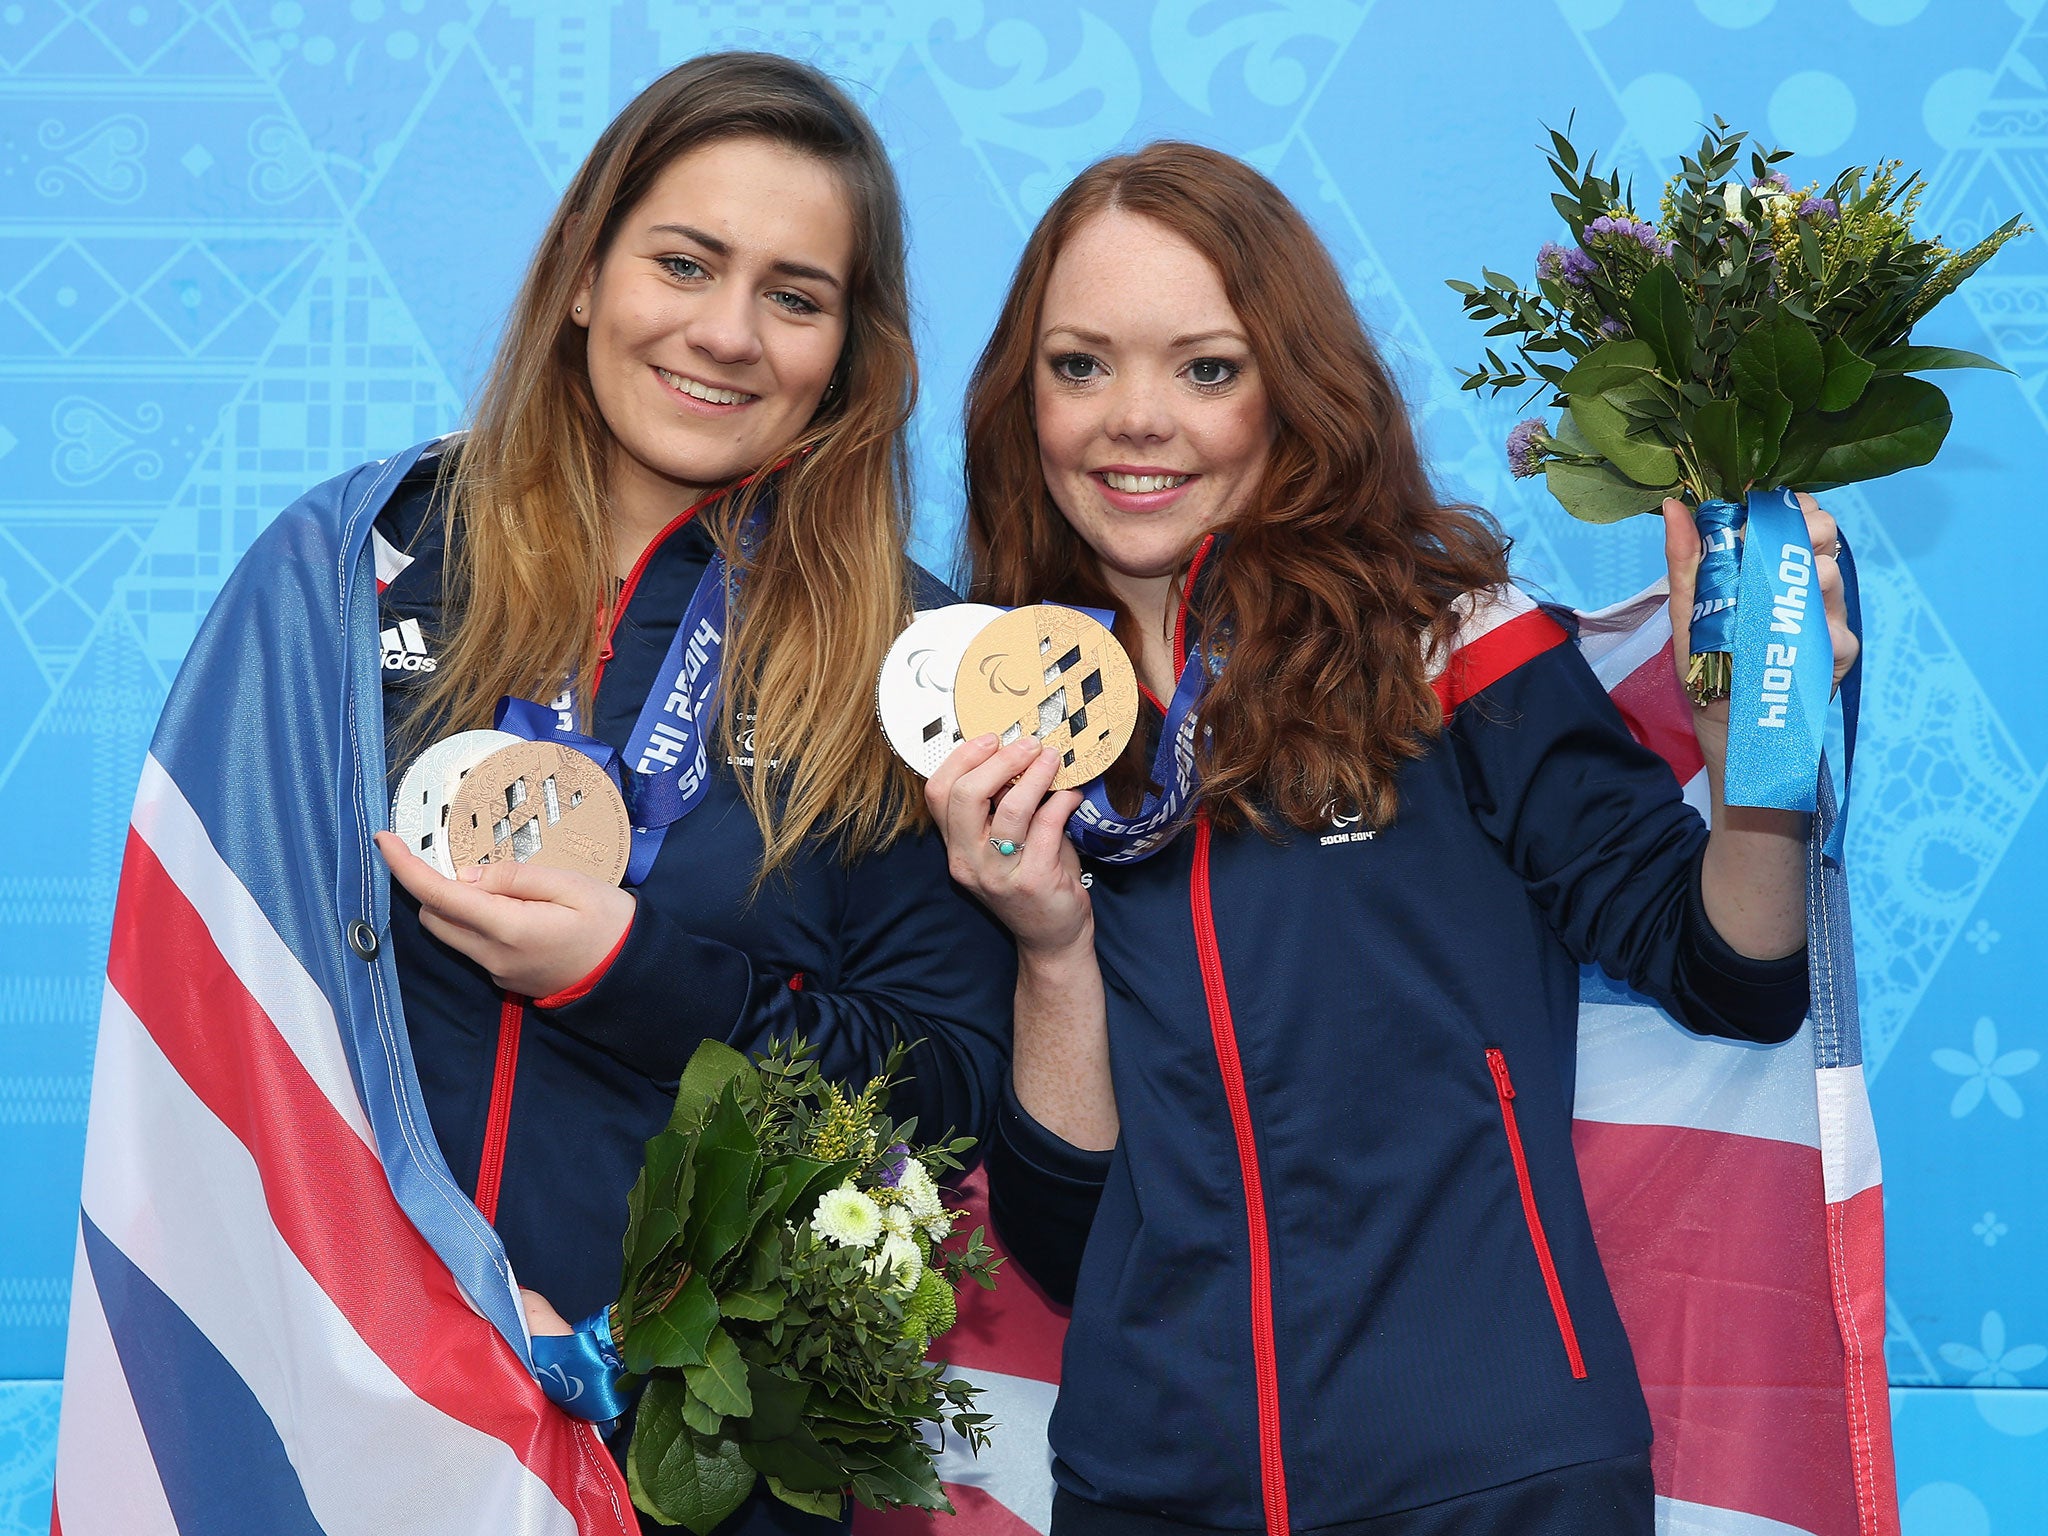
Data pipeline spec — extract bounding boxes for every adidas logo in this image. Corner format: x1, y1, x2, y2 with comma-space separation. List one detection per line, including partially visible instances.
381, 617, 437, 674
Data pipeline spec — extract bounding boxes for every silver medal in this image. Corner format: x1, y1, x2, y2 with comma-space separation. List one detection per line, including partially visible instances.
390, 729, 522, 877
875, 604, 1005, 777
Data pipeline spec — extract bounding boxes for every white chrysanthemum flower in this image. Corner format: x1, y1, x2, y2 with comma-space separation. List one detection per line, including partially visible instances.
880, 1205, 912, 1239
897, 1158, 943, 1220
918, 1208, 955, 1243
1723, 181, 1743, 217
867, 1231, 924, 1291
812, 1183, 882, 1249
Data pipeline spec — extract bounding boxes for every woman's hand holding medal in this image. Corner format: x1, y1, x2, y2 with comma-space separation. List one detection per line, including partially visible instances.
374, 831, 635, 1000
925, 735, 1094, 959
878, 600, 1138, 960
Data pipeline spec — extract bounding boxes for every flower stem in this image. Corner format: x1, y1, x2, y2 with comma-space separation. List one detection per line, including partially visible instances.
1685, 649, 1732, 705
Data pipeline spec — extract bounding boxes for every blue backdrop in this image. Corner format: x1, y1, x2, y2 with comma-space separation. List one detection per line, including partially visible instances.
0, 1, 2042, 1531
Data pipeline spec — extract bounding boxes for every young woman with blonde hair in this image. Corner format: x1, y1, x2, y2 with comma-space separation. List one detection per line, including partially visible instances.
928, 141, 1852, 1534
363, 52, 1009, 1529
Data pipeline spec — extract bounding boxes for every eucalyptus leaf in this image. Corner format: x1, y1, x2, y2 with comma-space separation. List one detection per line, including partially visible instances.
683, 1326, 754, 1418
1865, 343, 2010, 375
1746, 391, 1795, 485
629, 1207, 681, 1280
685, 1086, 762, 1274
1730, 311, 1824, 412
1560, 339, 1661, 396
678, 1385, 724, 1436
717, 1285, 787, 1322
1775, 375, 1953, 488
1544, 457, 1673, 524
847, 1441, 951, 1510
620, 1272, 719, 1375
1689, 399, 1744, 499
764, 1477, 843, 1518
737, 1424, 849, 1493
739, 1363, 811, 1441
669, 1038, 753, 1134
1818, 337, 1875, 412
757, 1155, 848, 1223
1624, 264, 1690, 377
1568, 384, 1680, 487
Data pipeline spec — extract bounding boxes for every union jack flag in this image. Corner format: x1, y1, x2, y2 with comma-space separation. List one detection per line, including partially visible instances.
53, 443, 635, 1535
863, 586, 1897, 1536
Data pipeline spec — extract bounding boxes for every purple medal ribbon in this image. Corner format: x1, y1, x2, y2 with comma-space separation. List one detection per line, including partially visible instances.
1064, 624, 1220, 866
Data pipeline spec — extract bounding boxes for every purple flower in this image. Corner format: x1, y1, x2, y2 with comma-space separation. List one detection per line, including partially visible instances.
1752, 170, 1791, 192
1536, 241, 1571, 281
1586, 214, 1669, 256
1598, 315, 1627, 338
1506, 418, 1549, 479
1560, 246, 1600, 287
1799, 195, 1839, 221
876, 1143, 910, 1188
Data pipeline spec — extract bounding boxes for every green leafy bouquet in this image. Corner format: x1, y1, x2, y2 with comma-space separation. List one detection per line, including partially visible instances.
1449, 118, 2025, 701
609, 1038, 999, 1531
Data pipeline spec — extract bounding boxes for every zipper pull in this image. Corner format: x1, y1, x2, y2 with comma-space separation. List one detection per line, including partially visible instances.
1486, 1047, 1515, 1099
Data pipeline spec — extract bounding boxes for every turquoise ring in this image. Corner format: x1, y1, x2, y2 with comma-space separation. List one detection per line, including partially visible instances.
989, 837, 1023, 856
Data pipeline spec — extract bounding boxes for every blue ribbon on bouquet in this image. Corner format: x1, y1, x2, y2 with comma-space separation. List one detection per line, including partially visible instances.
531, 1307, 629, 1427
1691, 488, 1862, 866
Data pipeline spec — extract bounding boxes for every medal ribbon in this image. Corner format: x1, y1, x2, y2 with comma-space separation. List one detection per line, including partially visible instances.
494, 505, 766, 886
1064, 626, 1220, 865
530, 1306, 629, 1427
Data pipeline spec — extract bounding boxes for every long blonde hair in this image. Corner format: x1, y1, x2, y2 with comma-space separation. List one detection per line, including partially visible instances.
417, 53, 922, 872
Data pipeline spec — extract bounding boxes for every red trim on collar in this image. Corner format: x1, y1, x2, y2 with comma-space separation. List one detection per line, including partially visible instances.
1431, 609, 1569, 715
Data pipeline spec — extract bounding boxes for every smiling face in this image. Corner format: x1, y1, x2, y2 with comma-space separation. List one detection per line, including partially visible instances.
1033, 208, 1274, 613
573, 135, 853, 524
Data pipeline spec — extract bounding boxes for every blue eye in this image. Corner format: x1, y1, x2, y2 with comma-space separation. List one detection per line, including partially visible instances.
1051, 353, 1101, 382
770, 290, 821, 316
658, 255, 705, 281
1186, 358, 1239, 388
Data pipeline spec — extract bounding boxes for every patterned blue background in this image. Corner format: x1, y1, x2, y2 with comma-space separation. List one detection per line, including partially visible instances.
0, 1, 2042, 1530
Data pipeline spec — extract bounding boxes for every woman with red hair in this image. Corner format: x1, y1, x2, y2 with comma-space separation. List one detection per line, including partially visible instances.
927, 142, 1854, 1534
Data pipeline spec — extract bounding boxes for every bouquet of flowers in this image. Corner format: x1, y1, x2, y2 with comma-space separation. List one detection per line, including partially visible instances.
603, 1037, 998, 1531
1449, 118, 2026, 704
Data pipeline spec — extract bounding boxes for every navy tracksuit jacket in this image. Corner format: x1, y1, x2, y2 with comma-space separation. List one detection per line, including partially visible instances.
372, 449, 1013, 1532
991, 589, 1807, 1534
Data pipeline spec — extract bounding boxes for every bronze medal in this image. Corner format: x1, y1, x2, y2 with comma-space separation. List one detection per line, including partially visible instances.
445, 740, 632, 886
952, 605, 1139, 790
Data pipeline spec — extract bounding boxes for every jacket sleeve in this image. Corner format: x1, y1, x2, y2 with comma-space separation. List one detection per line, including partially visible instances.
533, 828, 1016, 1152
1446, 615, 1808, 1043
987, 1078, 1112, 1306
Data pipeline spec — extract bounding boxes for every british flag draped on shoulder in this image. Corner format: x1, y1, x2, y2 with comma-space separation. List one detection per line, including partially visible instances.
861, 581, 1894, 1536
52, 440, 637, 1536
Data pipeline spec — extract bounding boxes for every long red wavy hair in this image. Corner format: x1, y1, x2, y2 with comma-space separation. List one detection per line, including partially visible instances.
963, 141, 1510, 834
